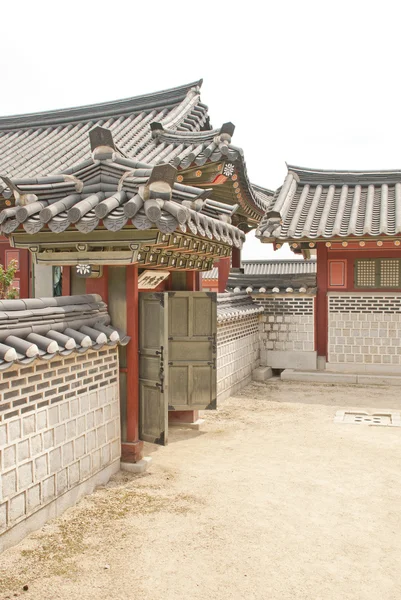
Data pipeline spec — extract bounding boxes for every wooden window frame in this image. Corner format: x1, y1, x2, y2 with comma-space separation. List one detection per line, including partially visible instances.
354, 258, 401, 289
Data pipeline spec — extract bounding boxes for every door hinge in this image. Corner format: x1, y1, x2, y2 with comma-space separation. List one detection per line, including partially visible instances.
208, 333, 217, 353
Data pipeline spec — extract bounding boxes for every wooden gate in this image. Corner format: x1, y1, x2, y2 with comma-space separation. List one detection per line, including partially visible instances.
139, 292, 217, 445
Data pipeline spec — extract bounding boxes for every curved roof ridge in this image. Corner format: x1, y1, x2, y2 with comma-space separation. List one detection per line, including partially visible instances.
156, 127, 220, 142
288, 164, 401, 183
251, 182, 275, 195
0, 80, 203, 131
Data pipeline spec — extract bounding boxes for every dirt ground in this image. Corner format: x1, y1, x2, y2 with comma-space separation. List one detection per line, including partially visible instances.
1, 378, 401, 600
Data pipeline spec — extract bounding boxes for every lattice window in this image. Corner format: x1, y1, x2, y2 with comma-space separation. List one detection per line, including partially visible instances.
380, 260, 399, 287
355, 260, 376, 287
355, 259, 401, 289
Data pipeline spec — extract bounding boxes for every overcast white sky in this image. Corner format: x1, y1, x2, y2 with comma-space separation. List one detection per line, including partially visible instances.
1, 0, 399, 259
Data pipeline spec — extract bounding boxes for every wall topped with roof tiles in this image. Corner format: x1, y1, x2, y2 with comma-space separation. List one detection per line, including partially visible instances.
0, 347, 120, 552
217, 315, 260, 401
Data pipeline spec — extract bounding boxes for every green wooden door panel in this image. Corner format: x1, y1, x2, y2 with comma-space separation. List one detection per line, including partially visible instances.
167, 292, 217, 411
139, 293, 168, 445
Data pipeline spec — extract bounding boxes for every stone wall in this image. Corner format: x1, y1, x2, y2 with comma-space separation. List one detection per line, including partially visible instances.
216, 295, 262, 400
257, 295, 317, 370
0, 347, 120, 551
328, 293, 401, 366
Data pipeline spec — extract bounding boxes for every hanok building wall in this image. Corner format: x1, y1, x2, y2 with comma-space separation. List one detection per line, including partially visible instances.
257, 166, 401, 373
320, 242, 401, 368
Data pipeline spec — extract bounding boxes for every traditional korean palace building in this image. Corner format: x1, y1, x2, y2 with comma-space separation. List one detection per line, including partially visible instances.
0, 80, 271, 470
256, 165, 401, 373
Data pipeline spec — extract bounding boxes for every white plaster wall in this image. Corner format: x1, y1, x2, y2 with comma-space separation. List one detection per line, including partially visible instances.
0, 347, 120, 549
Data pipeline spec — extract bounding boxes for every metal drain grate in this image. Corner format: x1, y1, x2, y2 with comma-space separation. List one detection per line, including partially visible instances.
334, 410, 401, 427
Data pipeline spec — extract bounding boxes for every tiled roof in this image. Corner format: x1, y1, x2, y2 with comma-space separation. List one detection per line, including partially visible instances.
241, 259, 316, 276
217, 292, 264, 323
256, 165, 401, 241
202, 267, 219, 280
0, 80, 269, 224
0, 294, 128, 371
0, 144, 245, 247
226, 260, 317, 294
0, 81, 207, 182
202, 259, 316, 281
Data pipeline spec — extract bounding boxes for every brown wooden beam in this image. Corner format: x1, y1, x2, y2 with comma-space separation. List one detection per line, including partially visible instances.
218, 257, 231, 293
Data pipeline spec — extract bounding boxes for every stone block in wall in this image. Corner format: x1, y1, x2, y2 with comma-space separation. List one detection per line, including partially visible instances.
0, 502, 7, 531
2, 470, 17, 499
18, 462, 33, 489
263, 350, 317, 370
9, 493, 25, 523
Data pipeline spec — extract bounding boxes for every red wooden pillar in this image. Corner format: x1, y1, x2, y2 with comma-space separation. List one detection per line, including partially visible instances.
232, 247, 241, 269
316, 243, 328, 362
186, 270, 201, 292
62, 266, 71, 296
218, 257, 231, 292
121, 265, 143, 463
85, 266, 109, 303
19, 250, 29, 299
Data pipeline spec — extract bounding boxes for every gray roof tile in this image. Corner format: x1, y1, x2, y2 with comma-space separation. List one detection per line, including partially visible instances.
0, 294, 128, 370
257, 165, 401, 241
0, 156, 245, 248
217, 293, 264, 322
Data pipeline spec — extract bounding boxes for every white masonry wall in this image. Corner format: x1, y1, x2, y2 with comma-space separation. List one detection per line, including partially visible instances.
217, 315, 260, 401
256, 295, 317, 370
328, 293, 401, 368
0, 347, 120, 551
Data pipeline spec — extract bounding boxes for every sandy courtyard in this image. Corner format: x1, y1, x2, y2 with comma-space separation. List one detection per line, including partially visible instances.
1, 379, 401, 600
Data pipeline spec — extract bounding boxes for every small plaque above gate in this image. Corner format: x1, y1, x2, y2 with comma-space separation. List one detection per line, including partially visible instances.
138, 270, 170, 289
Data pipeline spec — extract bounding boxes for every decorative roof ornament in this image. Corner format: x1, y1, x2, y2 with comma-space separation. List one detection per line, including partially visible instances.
89, 126, 116, 161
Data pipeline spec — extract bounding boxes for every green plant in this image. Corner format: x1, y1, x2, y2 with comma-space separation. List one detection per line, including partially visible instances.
0, 259, 19, 299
